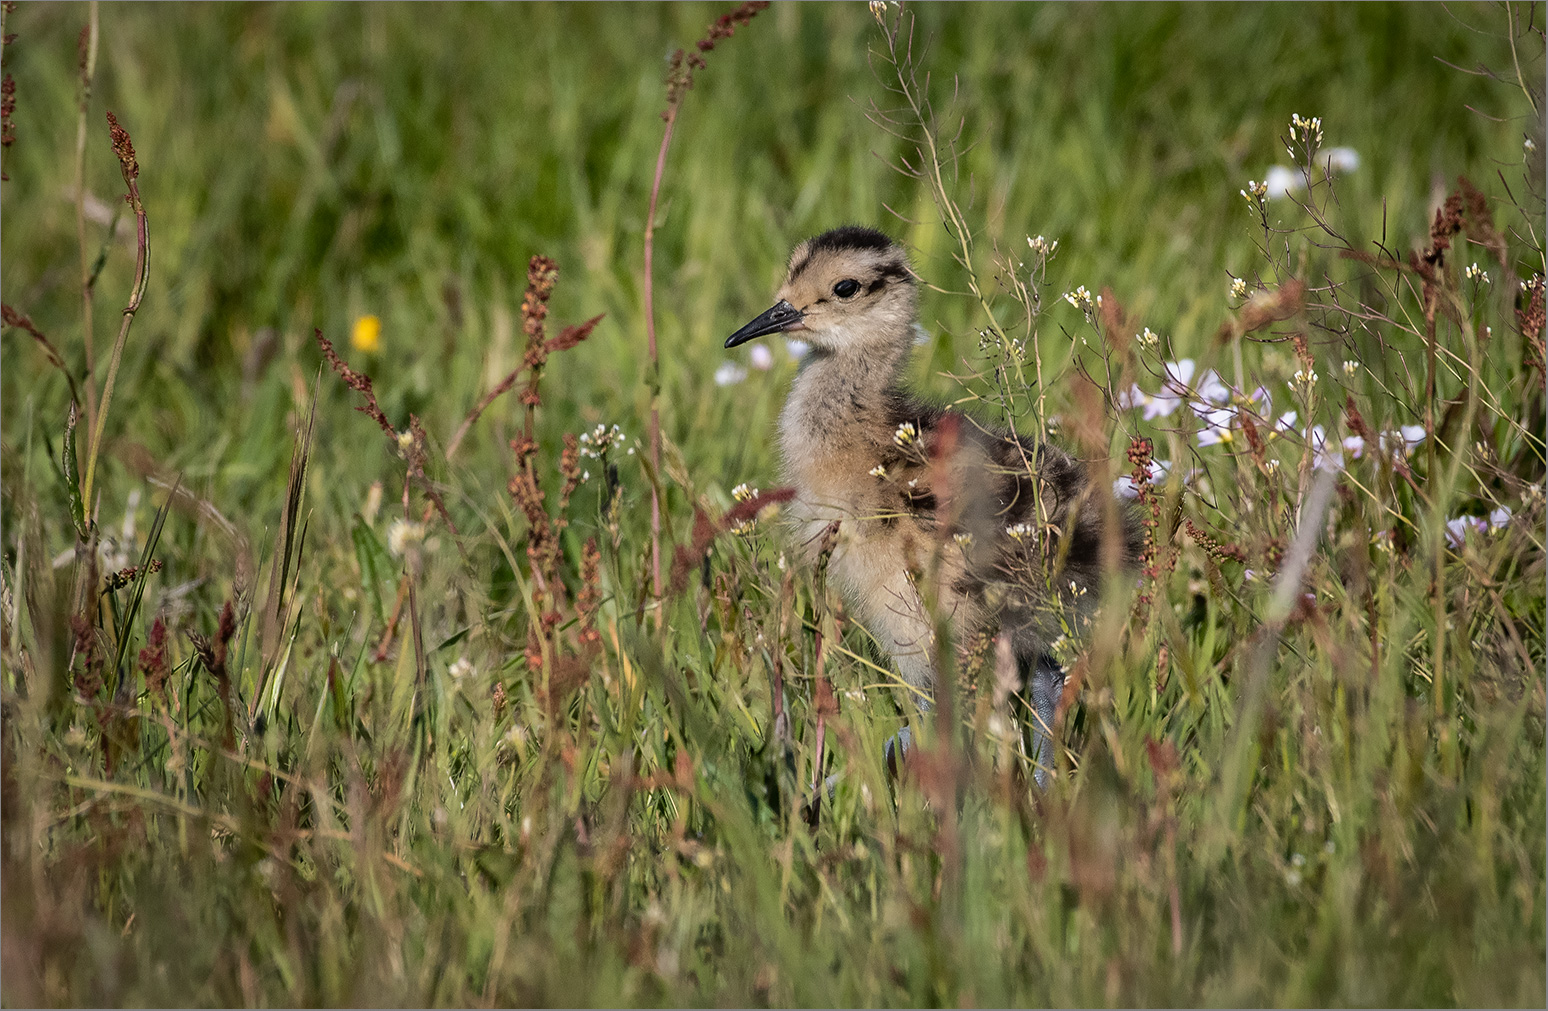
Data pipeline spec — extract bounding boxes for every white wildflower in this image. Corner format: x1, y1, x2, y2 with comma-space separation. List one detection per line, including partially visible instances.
1318, 146, 1360, 175
1028, 235, 1059, 259
1117, 383, 1149, 412
868, 464, 887, 478
749, 343, 774, 370
1264, 165, 1306, 200
1196, 407, 1237, 448
1194, 368, 1234, 406
1291, 367, 1319, 390
1005, 523, 1034, 542
1290, 113, 1323, 147
1137, 326, 1160, 349
1342, 435, 1366, 459
731, 483, 756, 503
893, 421, 918, 447
784, 337, 810, 360
1062, 285, 1094, 313
1309, 425, 1343, 471
1343, 360, 1359, 376
449, 656, 474, 681
1231, 276, 1248, 299
1446, 515, 1486, 548
953, 532, 974, 548
715, 361, 748, 387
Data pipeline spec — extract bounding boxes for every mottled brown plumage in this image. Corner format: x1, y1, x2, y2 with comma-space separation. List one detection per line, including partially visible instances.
727, 226, 1139, 778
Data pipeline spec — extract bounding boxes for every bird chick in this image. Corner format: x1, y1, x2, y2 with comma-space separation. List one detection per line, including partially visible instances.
726, 225, 1140, 782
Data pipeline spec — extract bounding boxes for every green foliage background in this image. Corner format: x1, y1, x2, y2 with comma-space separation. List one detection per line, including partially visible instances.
2, 2, 1544, 1006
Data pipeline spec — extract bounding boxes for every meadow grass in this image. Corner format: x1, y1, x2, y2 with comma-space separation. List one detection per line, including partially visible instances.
1, 2, 1545, 1005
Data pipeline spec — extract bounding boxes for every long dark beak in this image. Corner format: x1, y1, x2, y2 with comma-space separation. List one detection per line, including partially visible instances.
725, 300, 803, 348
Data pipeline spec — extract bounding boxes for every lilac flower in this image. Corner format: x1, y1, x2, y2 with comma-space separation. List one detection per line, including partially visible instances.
1308, 425, 1344, 471
1445, 516, 1486, 547
1197, 407, 1238, 448
749, 343, 774, 370
1377, 424, 1427, 457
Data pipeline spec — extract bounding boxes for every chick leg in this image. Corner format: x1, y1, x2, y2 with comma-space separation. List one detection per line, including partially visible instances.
1026, 657, 1064, 789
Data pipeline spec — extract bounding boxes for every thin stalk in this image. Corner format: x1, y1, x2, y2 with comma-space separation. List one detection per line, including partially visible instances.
1424, 295, 1443, 718
74, 3, 100, 435
643, 102, 677, 615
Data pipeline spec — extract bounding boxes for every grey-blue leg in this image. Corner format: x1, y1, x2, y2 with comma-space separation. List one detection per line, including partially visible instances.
1027, 661, 1064, 789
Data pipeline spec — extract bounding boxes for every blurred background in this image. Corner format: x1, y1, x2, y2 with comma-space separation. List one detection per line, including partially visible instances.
2, 2, 1535, 511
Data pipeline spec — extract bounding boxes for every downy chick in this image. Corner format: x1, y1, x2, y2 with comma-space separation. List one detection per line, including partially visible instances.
726, 225, 1140, 781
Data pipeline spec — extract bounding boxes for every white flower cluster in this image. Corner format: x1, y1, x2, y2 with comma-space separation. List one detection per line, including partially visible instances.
1342, 360, 1359, 376
893, 421, 918, 447
1137, 327, 1160, 349
1465, 262, 1489, 283
1027, 234, 1060, 259
1291, 368, 1319, 390
1062, 285, 1095, 313
1231, 277, 1248, 299
731, 482, 757, 503
1005, 522, 1034, 542
579, 423, 625, 460
1290, 113, 1324, 148
1246, 112, 1355, 206
868, 464, 887, 478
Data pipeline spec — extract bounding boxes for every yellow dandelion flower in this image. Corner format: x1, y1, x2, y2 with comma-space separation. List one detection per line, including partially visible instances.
351, 314, 382, 353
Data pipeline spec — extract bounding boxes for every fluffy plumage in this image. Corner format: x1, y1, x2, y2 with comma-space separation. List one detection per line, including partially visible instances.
727, 226, 1140, 780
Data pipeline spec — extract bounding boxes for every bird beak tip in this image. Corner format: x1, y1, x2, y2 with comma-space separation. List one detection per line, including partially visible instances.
725, 300, 802, 349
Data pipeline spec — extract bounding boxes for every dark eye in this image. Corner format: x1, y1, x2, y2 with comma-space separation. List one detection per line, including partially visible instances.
833, 279, 860, 298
